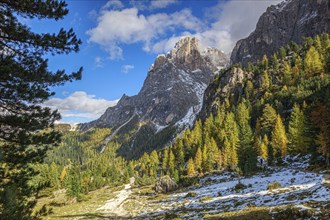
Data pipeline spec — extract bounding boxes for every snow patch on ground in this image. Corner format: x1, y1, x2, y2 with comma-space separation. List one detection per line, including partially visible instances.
138, 157, 330, 218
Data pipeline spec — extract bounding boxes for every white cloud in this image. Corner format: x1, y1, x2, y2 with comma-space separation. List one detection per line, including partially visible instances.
88, 9, 98, 20
88, 0, 282, 58
151, 0, 282, 54
150, 0, 178, 9
121, 64, 135, 74
152, 34, 189, 53
129, 0, 177, 10
44, 91, 119, 121
94, 56, 104, 68
102, 0, 124, 10
199, 0, 283, 53
62, 91, 69, 96
87, 7, 202, 59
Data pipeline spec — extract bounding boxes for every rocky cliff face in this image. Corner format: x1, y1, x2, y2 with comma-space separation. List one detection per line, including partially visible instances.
231, 0, 330, 66
80, 37, 228, 159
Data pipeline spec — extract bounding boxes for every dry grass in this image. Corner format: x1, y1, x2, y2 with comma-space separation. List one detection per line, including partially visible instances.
35, 185, 124, 219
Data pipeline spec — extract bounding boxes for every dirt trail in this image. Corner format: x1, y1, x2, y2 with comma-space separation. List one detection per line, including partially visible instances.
96, 178, 135, 217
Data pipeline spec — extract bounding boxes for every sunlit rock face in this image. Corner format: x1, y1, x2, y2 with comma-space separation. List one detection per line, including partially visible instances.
80, 36, 228, 159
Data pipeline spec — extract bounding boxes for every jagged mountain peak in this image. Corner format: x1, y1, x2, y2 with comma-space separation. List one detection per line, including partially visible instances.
170, 36, 200, 59
151, 36, 228, 72
230, 0, 330, 66
80, 37, 229, 159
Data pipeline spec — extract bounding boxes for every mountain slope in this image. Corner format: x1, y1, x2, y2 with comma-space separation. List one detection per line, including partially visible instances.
80, 37, 228, 159
231, 0, 330, 66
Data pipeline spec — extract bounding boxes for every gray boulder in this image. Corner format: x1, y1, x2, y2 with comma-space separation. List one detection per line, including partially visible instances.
154, 176, 178, 194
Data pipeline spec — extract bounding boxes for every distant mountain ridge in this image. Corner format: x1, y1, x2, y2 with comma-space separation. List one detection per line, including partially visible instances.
231, 0, 330, 66
79, 36, 228, 159
80, 0, 330, 160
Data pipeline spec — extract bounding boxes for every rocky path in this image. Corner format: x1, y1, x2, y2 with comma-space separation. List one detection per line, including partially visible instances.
96, 178, 135, 217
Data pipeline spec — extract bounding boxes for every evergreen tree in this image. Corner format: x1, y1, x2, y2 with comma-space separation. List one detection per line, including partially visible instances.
304, 46, 323, 77
270, 54, 280, 73
325, 48, 330, 73
140, 152, 150, 177
191, 119, 203, 153
194, 147, 202, 173
49, 162, 60, 189
187, 158, 195, 176
314, 35, 323, 54
311, 103, 330, 167
261, 71, 270, 90
288, 104, 310, 153
176, 141, 185, 171
271, 115, 288, 160
0, 1, 82, 218
254, 118, 262, 142
244, 80, 254, 100
222, 137, 230, 168
261, 135, 269, 160
204, 114, 215, 138
208, 138, 220, 170
260, 104, 277, 135
60, 167, 67, 186
279, 47, 286, 59
127, 161, 135, 177
223, 112, 239, 168
261, 54, 269, 70
202, 144, 211, 172
246, 62, 254, 72
236, 102, 257, 174
150, 150, 159, 178
283, 61, 292, 85
162, 148, 169, 175
292, 65, 300, 85
168, 149, 175, 176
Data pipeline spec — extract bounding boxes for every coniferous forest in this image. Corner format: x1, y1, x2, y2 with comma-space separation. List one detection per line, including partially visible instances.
25, 34, 330, 211
1, 0, 330, 219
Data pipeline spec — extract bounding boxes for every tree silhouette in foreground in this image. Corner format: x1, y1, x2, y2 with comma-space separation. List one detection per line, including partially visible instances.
0, 0, 82, 219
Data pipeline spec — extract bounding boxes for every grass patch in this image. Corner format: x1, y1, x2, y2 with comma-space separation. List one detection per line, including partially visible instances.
185, 192, 197, 198
267, 181, 282, 190
273, 205, 314, 219
199, 196, 213, 202
35, 185, 124, 219
204, 206, 272, 220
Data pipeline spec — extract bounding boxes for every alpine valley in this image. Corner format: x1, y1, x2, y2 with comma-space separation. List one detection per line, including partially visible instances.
2, 0, 330, 219
79, 36, 228, 159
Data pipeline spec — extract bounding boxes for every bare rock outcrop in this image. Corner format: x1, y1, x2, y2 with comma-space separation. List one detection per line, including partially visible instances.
231, 0, 330, 66
79, 37, 228, 159
154, 176, 178, 194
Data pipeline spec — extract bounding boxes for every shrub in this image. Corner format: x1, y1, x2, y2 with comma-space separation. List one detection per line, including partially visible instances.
185, 192, 197, 197
179, 175, 199, 187
267, 181, 282, 190
234, 181, 246, 192
199, 196, 212, 202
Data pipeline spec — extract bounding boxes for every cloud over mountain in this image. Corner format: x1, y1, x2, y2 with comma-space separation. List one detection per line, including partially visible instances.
44, 91, 119, 122
87, 0, 281, 58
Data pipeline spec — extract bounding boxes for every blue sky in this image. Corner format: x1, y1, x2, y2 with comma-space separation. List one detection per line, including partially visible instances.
28, 0, 282, 123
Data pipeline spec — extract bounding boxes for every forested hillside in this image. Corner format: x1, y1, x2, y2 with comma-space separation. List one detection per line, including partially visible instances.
33, 35, 330, 207
136, 33, 330, 182
31, 128, 132, 201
